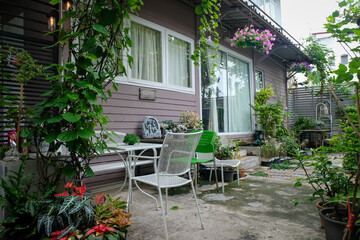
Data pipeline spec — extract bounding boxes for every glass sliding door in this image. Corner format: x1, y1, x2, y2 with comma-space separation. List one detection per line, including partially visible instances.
201, 46, 252, 133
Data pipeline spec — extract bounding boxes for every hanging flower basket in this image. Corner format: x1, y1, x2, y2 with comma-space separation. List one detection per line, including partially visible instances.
289, 62, 312, 74
230, 25, 276, 54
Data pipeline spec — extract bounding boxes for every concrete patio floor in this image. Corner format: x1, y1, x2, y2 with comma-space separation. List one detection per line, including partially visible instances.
111, 174, 325, 240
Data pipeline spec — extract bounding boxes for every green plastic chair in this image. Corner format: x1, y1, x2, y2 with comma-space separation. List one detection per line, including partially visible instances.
191, 130, 218, 192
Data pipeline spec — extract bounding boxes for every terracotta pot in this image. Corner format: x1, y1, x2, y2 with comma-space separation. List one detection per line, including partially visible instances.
316, 201, 326, 228
239, 168, 246, 178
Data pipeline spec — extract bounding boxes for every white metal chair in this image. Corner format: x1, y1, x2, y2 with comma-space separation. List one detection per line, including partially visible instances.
130, 132, 204, 240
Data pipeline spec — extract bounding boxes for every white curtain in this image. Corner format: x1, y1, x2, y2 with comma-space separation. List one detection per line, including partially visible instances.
168, 35, 190, 87
131, 22, 162, 83
227, 55, 251, 132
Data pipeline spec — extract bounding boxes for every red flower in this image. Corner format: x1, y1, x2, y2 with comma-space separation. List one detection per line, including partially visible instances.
286, 119, 290, 123
72, 192, 84, 198
64, 182, 76, 190
76, 184, 86, 194
54, 191, 69, 197
51, 227, 75, 240
95, 194, 105, 205
85, 224, 116, 237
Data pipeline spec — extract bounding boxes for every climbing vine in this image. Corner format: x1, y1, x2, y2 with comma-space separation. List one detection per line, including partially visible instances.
192, 0, 221, 75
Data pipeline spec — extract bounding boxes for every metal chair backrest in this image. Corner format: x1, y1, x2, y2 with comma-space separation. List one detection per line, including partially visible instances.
194, 130, 215, 154
157, 132, 202, 176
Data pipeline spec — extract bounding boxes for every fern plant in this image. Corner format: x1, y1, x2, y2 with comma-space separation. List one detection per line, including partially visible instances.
0, 156, 42, 239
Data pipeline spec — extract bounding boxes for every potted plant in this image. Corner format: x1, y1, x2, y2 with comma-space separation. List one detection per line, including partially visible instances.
0, 47, 42, 153
288, 61, 312, 74
211, 135, 241, 182
123, 133, 140, 145
180, 111, 203, 131
260, 136, 286, 166
160, 120, 187, 137
230, 24, 276, 54
250, 85, 285, 138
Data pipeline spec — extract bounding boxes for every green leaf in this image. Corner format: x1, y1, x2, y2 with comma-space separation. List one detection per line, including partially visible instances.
47, 115, 63, 123
68, 196, 90, 214
43, 215, 55, 236
195, 6, 203, 15
332, 10, 339, 18
92, 24, 110, 36
85, 165, 95, 177
170, 206, 179, 210
45, 134, 57, 143
62, 165, 76, 177
82, 91, 98, 104
77, 128, 95, 139
40, 90, 54, 97
82, 38, 96, 52
339, 1, 346, 7
66, 92, 79, 102
64, 62, 75, 71
85, 54, 98, 61
63, 112, 81, 122
59, 196, 79, 214
58, 131, 77, 142
49, 0, 61, 5
294, 182, 302, 188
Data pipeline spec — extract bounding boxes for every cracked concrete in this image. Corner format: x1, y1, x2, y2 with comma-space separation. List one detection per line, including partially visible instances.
110, 175, 325, 240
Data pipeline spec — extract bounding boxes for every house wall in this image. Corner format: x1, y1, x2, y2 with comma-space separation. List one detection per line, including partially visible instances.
87, 0, 287, 186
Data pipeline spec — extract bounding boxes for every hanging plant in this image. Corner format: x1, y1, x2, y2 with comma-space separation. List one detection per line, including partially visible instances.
289, 61, 312, 73
230, 24, 276, 54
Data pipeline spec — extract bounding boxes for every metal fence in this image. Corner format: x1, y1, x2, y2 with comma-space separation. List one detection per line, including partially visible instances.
288, 87, 355, 133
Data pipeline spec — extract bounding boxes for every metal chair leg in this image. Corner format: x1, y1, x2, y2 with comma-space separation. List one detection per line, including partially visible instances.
158, 187, 169, 240
190, 177, 205, 229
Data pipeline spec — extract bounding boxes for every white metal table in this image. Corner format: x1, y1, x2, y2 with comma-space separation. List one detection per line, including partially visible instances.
106, 142, 163, 196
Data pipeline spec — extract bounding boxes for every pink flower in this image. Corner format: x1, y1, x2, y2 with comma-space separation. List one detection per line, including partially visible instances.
95, 194, 105, 205
85, 224, 116, 237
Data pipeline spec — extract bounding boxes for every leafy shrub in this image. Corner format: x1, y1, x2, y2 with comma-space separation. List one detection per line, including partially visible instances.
0, 156, 45, 240
251, 85, 285, 137
123, 134, 140, 145
213, 134, 233, 160
278, 133, 299, 156
291, 116, 316, 138
260, 137, 286, 159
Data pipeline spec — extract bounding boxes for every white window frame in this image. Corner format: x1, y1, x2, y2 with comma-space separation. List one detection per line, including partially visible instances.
199, 44, 255, 135
115, 15, 195, 94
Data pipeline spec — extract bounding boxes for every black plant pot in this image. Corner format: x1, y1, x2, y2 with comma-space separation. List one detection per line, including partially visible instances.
221, 169, 234, 182
319, 208, 360, 240
199, 168, 234, 182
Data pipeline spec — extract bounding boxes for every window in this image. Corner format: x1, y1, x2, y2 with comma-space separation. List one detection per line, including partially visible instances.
121, 16, 194, 92
341, 55, 348, 65
255, 70, 264, 92
131, 21, 162, 83
168, 35, 192, 88
201, 46, 252, 133
329, 56, 335, 66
